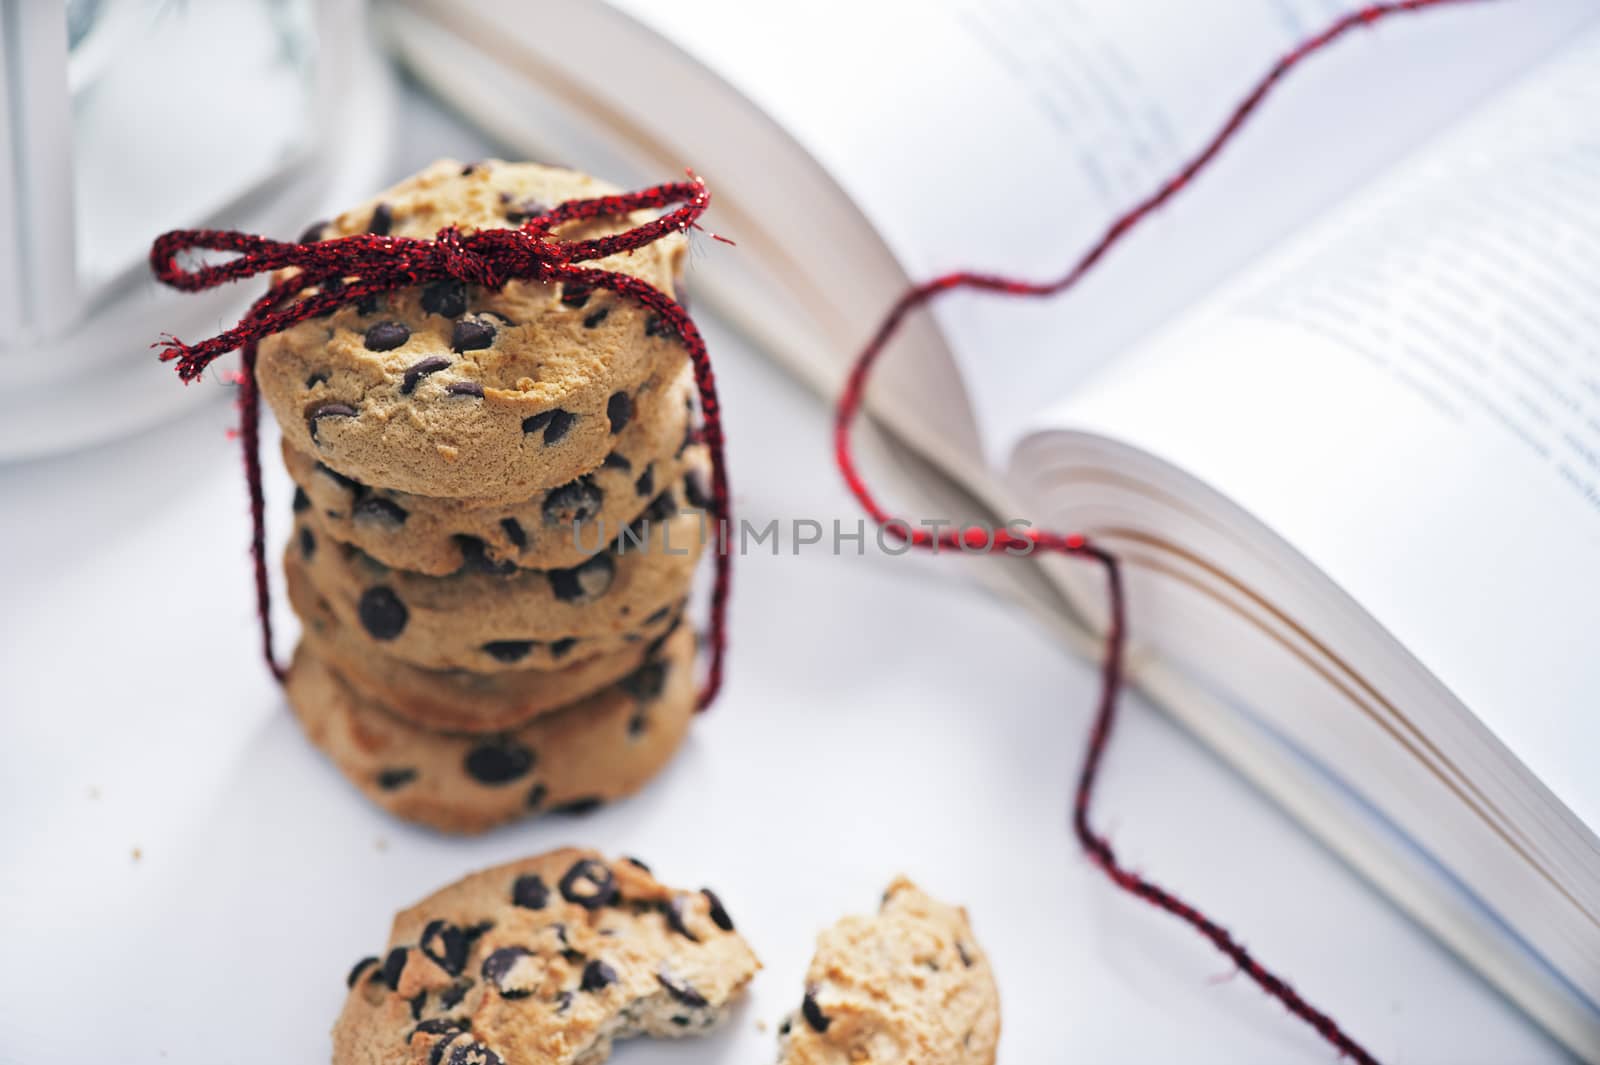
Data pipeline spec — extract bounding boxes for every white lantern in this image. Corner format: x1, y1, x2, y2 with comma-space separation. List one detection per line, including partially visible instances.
0, 0, 396, 459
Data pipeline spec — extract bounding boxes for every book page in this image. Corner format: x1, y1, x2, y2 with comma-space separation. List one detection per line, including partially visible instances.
1019, 26, 1600, 830
610, 0, 1593, 464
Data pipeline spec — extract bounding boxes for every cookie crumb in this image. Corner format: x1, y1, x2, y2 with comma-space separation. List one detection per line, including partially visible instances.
131, 847, 142, 862
375, 837, 389, 852
756, 1019, 768, 1033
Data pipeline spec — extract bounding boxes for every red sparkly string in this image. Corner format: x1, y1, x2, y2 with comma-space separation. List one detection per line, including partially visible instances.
150, 179, 732, 708
836, 2, 1489, 1061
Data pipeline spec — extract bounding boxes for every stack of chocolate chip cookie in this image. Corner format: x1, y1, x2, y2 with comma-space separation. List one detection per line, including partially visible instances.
262, 160, 711, 833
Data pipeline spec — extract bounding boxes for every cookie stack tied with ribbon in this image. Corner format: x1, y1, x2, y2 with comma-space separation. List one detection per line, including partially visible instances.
265, 161, 710, 834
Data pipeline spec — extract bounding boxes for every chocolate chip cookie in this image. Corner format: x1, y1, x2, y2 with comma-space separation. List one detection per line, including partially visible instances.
287, 555, 680, 733
285, 369, 703, 576
777, 879, 1000, 1065
290, 476, 706, 673
334, 849, 759, 1064
286, 625, 697, 834
258, 159, 690, 498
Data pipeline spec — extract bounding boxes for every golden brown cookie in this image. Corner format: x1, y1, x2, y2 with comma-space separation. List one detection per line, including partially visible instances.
285, 626, 697, 834
258, 159, 690, 498
289, 474, 706, 673
285, 363, 699, 575
333, 849, 758, 1065
777, 879, 1000, 1065
288, 555, 678, 733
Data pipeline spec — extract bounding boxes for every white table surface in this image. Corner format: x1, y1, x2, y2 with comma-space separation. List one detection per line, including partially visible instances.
0, 90, 1572, 1065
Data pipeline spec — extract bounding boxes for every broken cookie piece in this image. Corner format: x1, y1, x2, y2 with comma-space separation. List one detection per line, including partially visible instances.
334, 849, 759, 1064
777, 878, 999, 1065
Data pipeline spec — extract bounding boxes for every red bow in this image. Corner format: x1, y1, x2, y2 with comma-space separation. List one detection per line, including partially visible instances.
150, 177, 732, 709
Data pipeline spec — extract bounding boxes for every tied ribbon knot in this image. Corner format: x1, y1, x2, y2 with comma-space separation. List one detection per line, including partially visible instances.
149, 175, 732, 709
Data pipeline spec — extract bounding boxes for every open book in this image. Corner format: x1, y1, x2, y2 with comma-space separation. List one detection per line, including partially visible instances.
385, 0, 1600, 1055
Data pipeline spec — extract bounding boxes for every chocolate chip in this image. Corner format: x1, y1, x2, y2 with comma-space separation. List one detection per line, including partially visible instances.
306, 401, 357, 443
377, 767, 417, 791
560, 286, 590, 309
521, 409, 575, 445
644, 605, 672, 626
481, 640, 535, 664
409, 992, 428, 1019
684, 470, 711, 511
549, 638, 576, 659
446, 1041, 503, 1065
602, 452, 631, 472
541, 478, 603, 527
606, 392, 631, 434
401, 355, 451, 394
548, 554, 614, 602
354, 496, 408, 528
299, 220, 329, 243
412, 1018, 464, 1037
634, 466, 654, 499
438, 980, 471, 1009
382, 947, 409, 990
421, 279, 469, 318
364, 321, 411, 352
358, 586, 408, 640
621, 661, 667, 701
802, 988, 830, 1033
306, 371, 329, 389
657, 968, 709, 1008
504, 198, 548, 224
627, 710, 648, 739
665, 895, 699, 942
500, 518, 526, 549
481, 947, 536, 998
512, 873, 549, 909
644, 315, 670, 338
622, 856, 652, 874
460, 162, 480, 176
551, 796, 604, 816
420, 920, 470, 976
559, 859, 618, 909
293, 486, 311, 513
957, 942, 974, 968
702, 889, 734, 931
299, 526, 316, 560
552, 990, 574, 1014
579, 959, 617, 992
779, 1018, 792, 1037
368, 203, 393, 235
454, 535, 518, 576
632, 491, 678, 534
429, 1034, 462, 1065
445, 381, 484, 398
451, 318, 496, 352
525, 782, 548, 809
347, 955, 379, 988
463, 741, 535, 785
582, 306, 610, 329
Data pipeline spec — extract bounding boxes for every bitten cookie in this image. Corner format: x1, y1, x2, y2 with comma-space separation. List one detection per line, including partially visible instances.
287, 557, 675, 733
776, 879, 1000, 1065
290, 478, 706, 673
334, 849, 759, 1065
285, 625, 697, 834
286, 366, 702, 575
257, 159, 690, 498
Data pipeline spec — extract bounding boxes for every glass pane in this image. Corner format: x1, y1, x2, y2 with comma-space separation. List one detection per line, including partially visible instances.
70, 0, 317, 293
